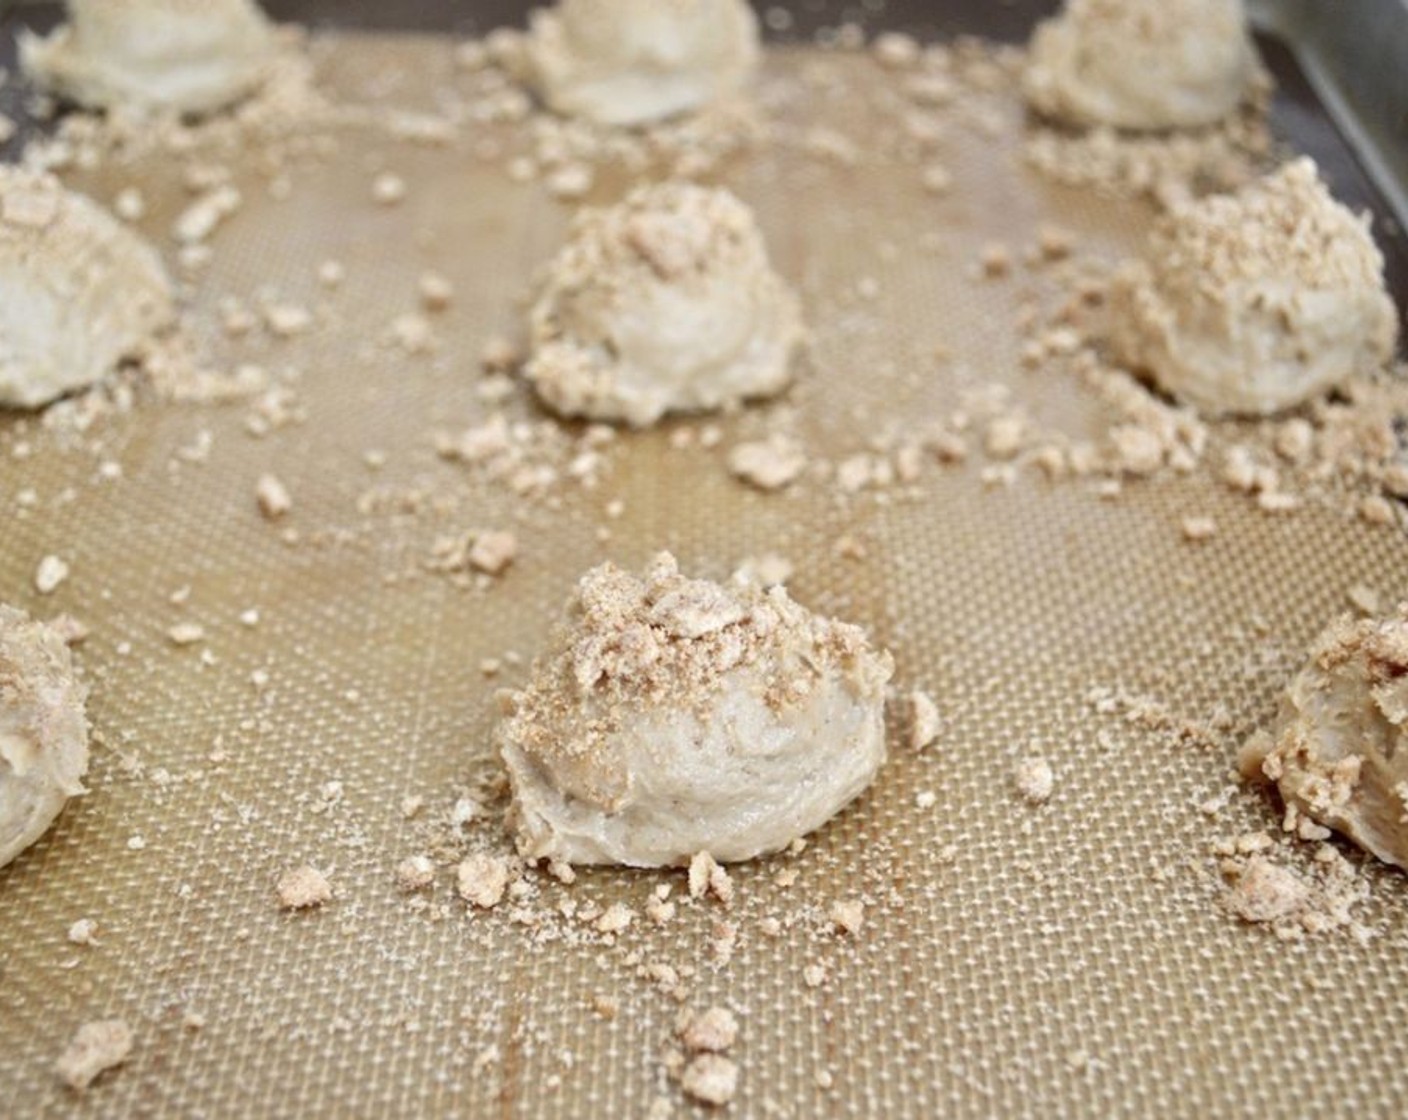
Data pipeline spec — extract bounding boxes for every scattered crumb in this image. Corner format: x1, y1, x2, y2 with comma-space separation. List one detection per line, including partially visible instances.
167, 622, 205, 647
679, 1007, 739, 1054
727, 435, 807, 491
1225, 855, 1309, 924
468, 530, 518, 576
829, 898, 866, 935
418, 271, 454, 311
680, 1053, 738, 1107
457, 853, 510, 909
1180, 515, 1217, 542
34, 554, 70, 595
1347, 583, 1380, 615
255, 474, 292, 520
395, 855, 435, 892
277, 865, 332, 910
55, 1019, 132, 1091
688, 851, 733, 906
1014, 756, 1054, 804
372, 172, 407, 205
67, 918, 98, 946
908, 690, 941, 751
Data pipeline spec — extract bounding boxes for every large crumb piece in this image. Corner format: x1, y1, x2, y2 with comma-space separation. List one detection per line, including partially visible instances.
829, 898, 866, 935
680, 1052, 739, 1107
468, 531, 518, 576
34, 554, 70, 595
457, 853, 511, 909
276, 865, 332, 910
525, 183, 803, 428
908, 690, 941, 751
255, 474, 292, 520
55, 1019, 132, 1091
727, 435, 807, 491
680, 1007, 739, 1054
497, 553, 893, 866
1110, 159, 1398, 417
1225, 855, 1308, 924
1240, 604, 1408, 869
395, 855, 435, 892
1014, 756, 1054, 804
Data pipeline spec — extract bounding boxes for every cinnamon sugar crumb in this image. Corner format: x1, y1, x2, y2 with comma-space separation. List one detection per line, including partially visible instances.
1180, 515, 1216, 542
457, 853, 510, 909
680, 1053, 738, 1107
679, 1007, 739, 1054
908, 690, 941, 751
688, 851, 734, 906
255, 473, 292, 520
1014, 756, 1054, 804
727, 434, 807, 491
468, 530, 518, 576
829, 898, 866, 935
277, 865, 332, 910
55, 1019, 132, 1091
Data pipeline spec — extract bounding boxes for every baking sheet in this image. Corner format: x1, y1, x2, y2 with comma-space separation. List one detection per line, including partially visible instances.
3, 6, 1408, 1119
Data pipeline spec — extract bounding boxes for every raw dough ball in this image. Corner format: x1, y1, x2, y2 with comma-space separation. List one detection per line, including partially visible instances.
20, 0, 278, 116
525, 182, 803, 428
1023, 0, 1255, 130
524, 0, 759, 127
1110, 159, 1398, 417
0, 168, 175, 409
1241, 605, 1408, 871
1, 606, 90, 869
497, 553, 893, 867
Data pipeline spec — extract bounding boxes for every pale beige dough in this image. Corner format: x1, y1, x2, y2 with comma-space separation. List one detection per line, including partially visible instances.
525, 182, 803, 428
1023, 0, 1255, 130
1110, 159, 1398, 417
21, 0, 278, 116
523, 0, 759, 127
497, 553, 893, 867
1241, 605, 1408, 871
1, 606, 90, 869
0, 167, 175, 409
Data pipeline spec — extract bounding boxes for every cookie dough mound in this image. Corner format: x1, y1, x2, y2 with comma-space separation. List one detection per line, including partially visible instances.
1241, 606, 1408, 871
1110, 159, 1398, 417
0, 168, 175, 409
497, 553, 893, 867
524, 0, 759, 127
525, 182, 803, 428
1024, 0, 1254, 130
1, 606, 90, 869
20, 0, 278, 116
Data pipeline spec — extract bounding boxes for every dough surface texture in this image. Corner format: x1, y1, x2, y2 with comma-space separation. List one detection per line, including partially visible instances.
524, 0, 759, 126
525, 182, 803, 427
0, 167, 175, 409
1, 606, 90, 869
497, 553, 893, 867
1110, 159, 1398, 416
1023, 0, 1255, 130
21, 0, 278, 115
1241, 605, 1408, 871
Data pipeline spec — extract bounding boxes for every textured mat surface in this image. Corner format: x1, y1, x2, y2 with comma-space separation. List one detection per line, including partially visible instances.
2, 17, 1407, 1120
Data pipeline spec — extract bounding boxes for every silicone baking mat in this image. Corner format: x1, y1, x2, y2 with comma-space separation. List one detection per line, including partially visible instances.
2, 5, 1407, 1117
